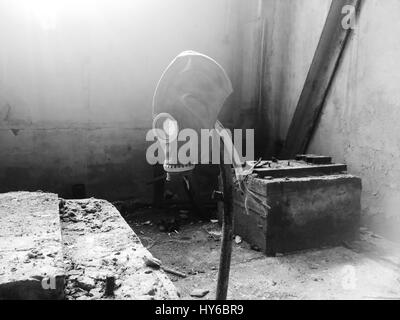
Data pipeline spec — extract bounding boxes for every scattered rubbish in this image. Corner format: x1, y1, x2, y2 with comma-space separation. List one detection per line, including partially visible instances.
190, 289, 210, 298
144, 256, 186, 278
143, 220, 152, 226
210, 219, 219, 224
206, 230, 222, 240
235, 235, 242, 244
76, 276, 96, 291
143, 256, 162, 269
162, 266, 187, 278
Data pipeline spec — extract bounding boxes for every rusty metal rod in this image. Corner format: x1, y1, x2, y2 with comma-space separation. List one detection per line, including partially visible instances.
216, 161, 234, 300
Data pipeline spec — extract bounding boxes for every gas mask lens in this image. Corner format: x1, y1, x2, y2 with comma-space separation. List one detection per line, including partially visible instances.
152, 113, 179, 142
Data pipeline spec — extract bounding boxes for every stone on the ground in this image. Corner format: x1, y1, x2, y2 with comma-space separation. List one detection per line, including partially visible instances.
190, 288, 209, 298
235, 235, 242, 244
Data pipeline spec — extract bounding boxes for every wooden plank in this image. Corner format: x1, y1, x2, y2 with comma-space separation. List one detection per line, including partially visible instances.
254, 164, 347, 179
295, 154, 332, 164
281, 0, 363, 158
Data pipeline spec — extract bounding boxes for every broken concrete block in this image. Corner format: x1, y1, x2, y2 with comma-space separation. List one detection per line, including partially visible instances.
0, 192, 65, 300
61, 198, 179, 300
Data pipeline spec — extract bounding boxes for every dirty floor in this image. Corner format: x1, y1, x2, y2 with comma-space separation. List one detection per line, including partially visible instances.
125, 208, 400, 300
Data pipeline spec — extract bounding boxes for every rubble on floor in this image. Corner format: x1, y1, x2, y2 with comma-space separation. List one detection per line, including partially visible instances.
60, 198, 179, 300
0, 192, 179, 300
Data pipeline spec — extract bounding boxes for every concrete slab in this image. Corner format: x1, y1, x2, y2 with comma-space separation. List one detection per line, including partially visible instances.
0, 192, 65, 300
61, 198, 179, 300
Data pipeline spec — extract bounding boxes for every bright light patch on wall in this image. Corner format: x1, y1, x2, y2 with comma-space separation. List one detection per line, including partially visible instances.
33, 2, 58, 30
22, 0, 60, 30
21, 0, 99, 31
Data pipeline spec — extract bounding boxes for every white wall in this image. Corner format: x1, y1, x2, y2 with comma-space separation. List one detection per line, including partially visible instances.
309, 0, 400, 241
0, 0, 240, 200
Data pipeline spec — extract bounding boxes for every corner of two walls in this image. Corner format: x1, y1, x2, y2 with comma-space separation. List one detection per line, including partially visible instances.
257, 0, 400, 241
259, 0, 331, 158
308, 0, 400, 241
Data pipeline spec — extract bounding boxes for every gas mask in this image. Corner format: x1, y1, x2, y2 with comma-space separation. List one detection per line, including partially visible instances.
152, 51, 233, 178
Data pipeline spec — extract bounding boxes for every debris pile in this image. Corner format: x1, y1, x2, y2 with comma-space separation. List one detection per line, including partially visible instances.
60, 198, 179, 300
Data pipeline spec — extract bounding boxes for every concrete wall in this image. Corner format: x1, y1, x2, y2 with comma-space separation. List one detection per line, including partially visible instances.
0, 0, 240, 200
309, 0, 400, 241
259, 0, 400, 241
260, 0, 331, 155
